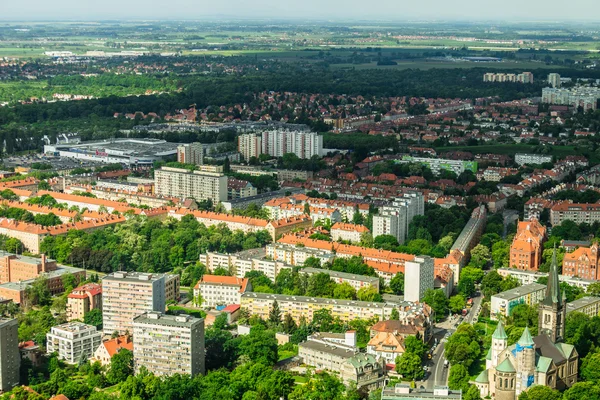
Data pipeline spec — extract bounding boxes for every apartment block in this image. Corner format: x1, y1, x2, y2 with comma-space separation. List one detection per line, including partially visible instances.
490, 283, 546, 320
67, 283, 102, 321
102, 272, 166, 335
193, 275, 251, 307
514, 153, 553, 166
133, 312, 205, 377
154, 167, 227, 202
330, 222, 370, 243
240, 292, 432, 325
46, 322, 102, 364
373, 193, 424, 245
238, 133, 262, 161
550, 202, 600, 226
0, 319, 20, 392
497, 267, 595, 292
261, 130, 322, 159
548, 73, 561, 88
404, 256, 434, 302
400, 156, 478, 175
381, 385, 462, 400
177, 142, 204, 165
542, 87, 600, 111
200, 249, 294, 282
450, 205, 487, 277
566, 296, 600, 317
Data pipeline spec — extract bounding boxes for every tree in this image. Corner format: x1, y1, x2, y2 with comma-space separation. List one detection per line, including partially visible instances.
463, 384, 482, 400
282, 313, 297, 334
460, 266, 484, 284
390, 308, 400, 320
373, 234, 399, 250
25, 276, 51, 307
395, 352, 424, 381
518, 385, 562, 400
423, 289, 448, 320
448, 364, 470, 391
389, 273, 404, 295
269, 300, 281, 326
306, 273, 335, 298
481, 270, 503, 297
457, 277, 475, 298
303, 256, 321, 269
581, 350, 600, 382
84, 309, 103, 329
564, 381, 600, 400
469, 244, 490, 268
356, 286, 382, 302
404, 335, 427, 358
445, 324, 481, 367
304, 203, 311, 215
449, 294, 466, 314
239, 326, 278, 366
106, 348, 133, 385
509, 304, 538, 328
205, 328, 238, 371
333, 282, 356, 300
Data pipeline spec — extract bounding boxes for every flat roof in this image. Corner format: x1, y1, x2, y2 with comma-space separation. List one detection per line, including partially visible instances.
566, 296, 600, 312
381, 385, 462, 399
52, 322, 98, 333
492, 283, 546, 301
133, 312, 202, 328
302, 267, 379, 284
52, 138, 178, 158
300, 339, 357, 360
102, 271, 166, 283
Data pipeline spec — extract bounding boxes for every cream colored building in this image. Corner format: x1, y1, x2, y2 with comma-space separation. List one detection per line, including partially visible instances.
193, 275, 251, 307
101, 272, 166, 335
46, 322, 102, 364
238, 133, 262, 161
566, 296, 600, 317
91, 335, 133, 366
66, 283, 102, 321
330, 222, 370, 243
133, 312, 205, 377
155, 166, 227, 202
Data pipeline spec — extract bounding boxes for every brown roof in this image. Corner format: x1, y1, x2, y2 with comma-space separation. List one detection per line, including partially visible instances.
101, 335, 133, 358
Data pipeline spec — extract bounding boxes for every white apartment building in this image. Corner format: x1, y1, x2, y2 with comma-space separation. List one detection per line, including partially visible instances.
404, 256, 435, 302
238, 133, 262, 161
261, 130, 322, 159
46, 322, 102, 364
155, 166, 227, 202
0, 318, 20, 392
514, 153, 553, 166
373, 193, 424, 244
133, 312, 205, 377
177, 142, 204, 165
102, 272, 166, 335
330, 222, 370, 243
497, 267, 595, 292
193, 275, 251, 307
542, 87, 600, 111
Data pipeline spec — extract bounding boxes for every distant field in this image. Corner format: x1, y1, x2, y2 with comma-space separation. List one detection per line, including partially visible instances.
435, 144, 578, 158
330, 60, 563, 71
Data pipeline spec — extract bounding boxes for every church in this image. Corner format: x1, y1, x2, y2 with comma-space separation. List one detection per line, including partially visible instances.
472, 249, 579, 400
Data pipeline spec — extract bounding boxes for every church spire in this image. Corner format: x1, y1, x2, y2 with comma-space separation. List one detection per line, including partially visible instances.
542, 245, 562, 306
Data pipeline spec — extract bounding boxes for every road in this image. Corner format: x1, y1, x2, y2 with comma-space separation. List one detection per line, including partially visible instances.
421, 327, 453, 389
465, 294, 483, 324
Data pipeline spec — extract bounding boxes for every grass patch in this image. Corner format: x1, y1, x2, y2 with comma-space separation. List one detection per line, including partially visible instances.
293, 375, 308, 384
469, 358, 487, 380
166, 305, 206, 319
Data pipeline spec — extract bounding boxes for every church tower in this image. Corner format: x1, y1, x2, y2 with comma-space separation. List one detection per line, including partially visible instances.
515, 327, 536, 395
538, 247, 566, 343
488, 320, 508, 369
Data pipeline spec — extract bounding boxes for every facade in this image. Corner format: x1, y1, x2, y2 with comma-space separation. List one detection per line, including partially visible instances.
514, 153, 553, 166
261, 130, 323, 159
91, 335, 133, 366
510, 220, 546, 270
381, 385, 462, 400
227, 179, 258, 200
67, 283, 102, 321
404, 256, 435, 302
46, 322, 102, 364
490, 283, 546, 320
154, 166, 227, 202
102, 272, 166, 335
367, 330, 406, 365
265, 215, 313, 241
177, 142, 204, 165
241, 292, 433, 326
238, 133, 262, 161
330, 222, 370, 243
473, 250, 578, 400
373, 193, 424, 245
132, 312, 205, 377
370, 319, 432, 346
193, 275, 251, 307
550, 202, 600, 226
0, 319, 20, 392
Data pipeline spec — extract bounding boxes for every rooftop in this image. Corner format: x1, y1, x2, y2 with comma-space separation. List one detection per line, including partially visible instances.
301, 267, 380, 284
492, 283, 546, 301
102, 271, 165, 283
133, 312, 203, 328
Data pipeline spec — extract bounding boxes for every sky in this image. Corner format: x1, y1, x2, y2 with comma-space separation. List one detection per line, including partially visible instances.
1, 0, 599, 21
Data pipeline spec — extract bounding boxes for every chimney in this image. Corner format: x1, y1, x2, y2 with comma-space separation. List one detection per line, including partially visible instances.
41, 254, 47, 273
345, 330, 357, 347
